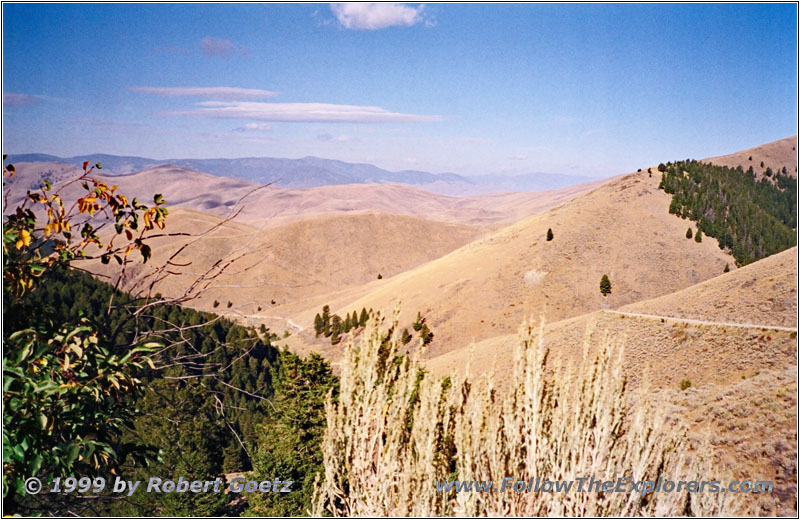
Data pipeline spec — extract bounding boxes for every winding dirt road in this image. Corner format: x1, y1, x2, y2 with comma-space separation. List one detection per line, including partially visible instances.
602, 309, 798, 332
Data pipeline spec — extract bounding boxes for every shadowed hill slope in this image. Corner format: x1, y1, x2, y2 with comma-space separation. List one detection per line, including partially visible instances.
5, 162, 604, 228
87, 208, 483, 319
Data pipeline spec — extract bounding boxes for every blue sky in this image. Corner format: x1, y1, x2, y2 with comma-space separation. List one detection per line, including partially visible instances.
2, 3, 797, 177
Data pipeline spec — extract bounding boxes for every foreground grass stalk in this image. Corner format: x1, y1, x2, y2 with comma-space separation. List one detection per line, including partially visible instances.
312, 313, 728, 516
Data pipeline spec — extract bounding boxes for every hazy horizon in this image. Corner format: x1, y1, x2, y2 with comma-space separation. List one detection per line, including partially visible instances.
3, 3, 797, 178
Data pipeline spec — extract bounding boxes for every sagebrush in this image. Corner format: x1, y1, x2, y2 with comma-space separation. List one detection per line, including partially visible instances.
312, 311, 734, 516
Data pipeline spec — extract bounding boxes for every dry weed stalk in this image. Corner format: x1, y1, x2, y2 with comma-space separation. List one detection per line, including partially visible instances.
312, 311, 737, 516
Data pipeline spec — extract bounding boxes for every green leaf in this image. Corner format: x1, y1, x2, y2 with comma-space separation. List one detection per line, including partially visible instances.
12, 444, 25, 461
65, 444, 80, 464
30, 453, 43, 475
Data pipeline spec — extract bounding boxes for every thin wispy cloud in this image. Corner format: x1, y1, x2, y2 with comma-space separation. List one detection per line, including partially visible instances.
317, 133, 357, 143
199, 36, 248, 58
331, 3, 431, 30
129, 86, 278, 100
3, 92, 39, 107
235, 122, 273, 132
167, 101, 441, 124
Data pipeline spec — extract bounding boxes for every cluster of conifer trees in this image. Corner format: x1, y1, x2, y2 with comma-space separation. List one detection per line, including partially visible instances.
314, 306, 433, 346
657, 160, 796, 265
6, 267, 334, 516
314, 305, 370, 344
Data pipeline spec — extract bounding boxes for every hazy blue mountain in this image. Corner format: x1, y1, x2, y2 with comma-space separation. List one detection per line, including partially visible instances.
6, 153, 596, 193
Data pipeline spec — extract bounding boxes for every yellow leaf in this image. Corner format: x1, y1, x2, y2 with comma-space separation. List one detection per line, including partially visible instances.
20, 229, 31, 247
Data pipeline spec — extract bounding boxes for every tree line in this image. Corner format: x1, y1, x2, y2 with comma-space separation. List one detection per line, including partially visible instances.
657, 160, 796, 265
315, 306, 433, 346
6, 266, 335, 516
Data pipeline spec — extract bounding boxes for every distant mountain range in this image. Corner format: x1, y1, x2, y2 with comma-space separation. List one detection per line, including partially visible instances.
6, 153, 597, 195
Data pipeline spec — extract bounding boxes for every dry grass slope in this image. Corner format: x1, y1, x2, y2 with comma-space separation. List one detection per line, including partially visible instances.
87, 208, 482, 330
703, 135, 798, 181
282, 167, 733, 360
5, 161, 602, 228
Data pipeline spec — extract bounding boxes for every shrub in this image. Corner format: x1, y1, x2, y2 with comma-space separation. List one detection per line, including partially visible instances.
2, 157, 166, 509
313, 315, 709, 516
546, 228, 554, 241
680, 379, 692, 390
723, 264, 730, 273
600, 274, 612, 296
695, 229, 702, 243
686, 228, 693, 239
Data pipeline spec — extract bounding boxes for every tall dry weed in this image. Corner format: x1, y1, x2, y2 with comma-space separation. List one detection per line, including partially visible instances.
312, 311, 730, 516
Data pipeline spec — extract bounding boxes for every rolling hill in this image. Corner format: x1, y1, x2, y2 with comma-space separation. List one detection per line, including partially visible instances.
6, 152, 596, 194
85, 208, 483, 324
704, 135, 797, 180
4, 161, 604, 228
278, 166, 735, 360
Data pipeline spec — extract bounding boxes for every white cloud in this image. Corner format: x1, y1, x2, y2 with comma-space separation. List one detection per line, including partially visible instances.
3, 92, 39, 106
317, 133, 356, 142
199, 36, 248, 58
235, 122, 272, 132
331, 3, 428, 30
129, 86, 278, 100
168, 101, 441, 124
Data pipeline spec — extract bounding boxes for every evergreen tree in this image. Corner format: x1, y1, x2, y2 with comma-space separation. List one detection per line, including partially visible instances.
418, 323, 434, 345
686, 228, 693, 239
314, 313, 323, 337
657, 158, 796, 265
600, 274, 612, 297
412, 311, 424, 332
330, 315, 342, 345
695, 229, 702, 243
359, 307, 369, 327
247, 353, 336, 517
546, 228, 554, 241
344, 313, 352, 332
724, 264, 730, 273
322, 305, 332, 337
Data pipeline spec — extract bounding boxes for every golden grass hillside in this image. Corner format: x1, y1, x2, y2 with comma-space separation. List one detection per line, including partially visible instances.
421, 249, 797, 516
703, 135, 797, 180
620, 246, 797, 328
281, 167, 734, 360
5, 161, 602, 228
426, 245, 797, 384
87, 208, 482, 332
